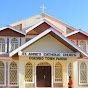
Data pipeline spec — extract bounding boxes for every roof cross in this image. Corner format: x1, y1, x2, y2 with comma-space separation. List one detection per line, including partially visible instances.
40, 5, 46, 13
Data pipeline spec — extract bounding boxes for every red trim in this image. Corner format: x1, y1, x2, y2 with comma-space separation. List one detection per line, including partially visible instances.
0, 54, 9, 57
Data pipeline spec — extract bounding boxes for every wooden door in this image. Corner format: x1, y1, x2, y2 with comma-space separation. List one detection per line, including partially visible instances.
36, 66, 51, 87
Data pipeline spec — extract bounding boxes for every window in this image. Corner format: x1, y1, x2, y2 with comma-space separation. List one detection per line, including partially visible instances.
25, 38, 32, 42
80, 62, 87, 84
11, 38, 18, 51
66, 27, 73, 34
55, 62, 62, 82
9, 61, 18, 85
37, 62, 51, 66
13, 24, 22, 30
25, 62, 33, 82
79, 41, 86, 52
0, 38, 5, 52
68, 63, 72, 78
0, 61, 5, 85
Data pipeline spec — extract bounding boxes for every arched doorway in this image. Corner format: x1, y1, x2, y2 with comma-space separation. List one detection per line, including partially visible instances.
36, 62, 51, 87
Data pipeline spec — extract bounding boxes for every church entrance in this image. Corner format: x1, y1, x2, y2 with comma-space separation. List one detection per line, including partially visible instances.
36, 62, 51, 87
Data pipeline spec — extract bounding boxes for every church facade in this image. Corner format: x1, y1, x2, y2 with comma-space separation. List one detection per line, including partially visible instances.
0, 13, 88, 88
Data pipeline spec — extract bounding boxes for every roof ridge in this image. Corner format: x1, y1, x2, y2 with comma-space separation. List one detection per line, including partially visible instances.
65, 29, 88, 37
0, 25, 26, 35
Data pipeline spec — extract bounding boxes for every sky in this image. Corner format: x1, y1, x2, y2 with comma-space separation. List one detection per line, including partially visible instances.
0, 0, 88, 32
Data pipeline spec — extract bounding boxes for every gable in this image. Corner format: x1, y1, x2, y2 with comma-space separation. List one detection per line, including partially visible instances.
10, 13, 77, 35
10, 28, 88, 57
23, 34, 73, 53
26, 19, 63, 34
27, 22, 51, 35
0, 28, 25, 37
67, 32, 88, 40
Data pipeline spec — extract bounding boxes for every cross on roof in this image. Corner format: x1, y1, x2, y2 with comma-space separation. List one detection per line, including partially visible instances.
40, 5, 46, 13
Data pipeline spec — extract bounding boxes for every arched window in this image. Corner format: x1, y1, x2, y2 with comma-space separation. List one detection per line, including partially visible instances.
25, 62, 33, 82
37, 62, 51, 66
11, 38, 18, 51
9, 61, 17, 85
79, 41, 86, 52
0, 38, 5, 52
55, 62, 62, 82
68, 63, 72, 78
0, 61, 4, 85
80, 62, 87, 83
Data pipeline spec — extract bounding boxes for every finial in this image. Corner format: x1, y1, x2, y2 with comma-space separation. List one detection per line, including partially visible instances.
40, 4, 46, 13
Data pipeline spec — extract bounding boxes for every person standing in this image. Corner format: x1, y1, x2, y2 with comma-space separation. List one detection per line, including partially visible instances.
68, 76, 73, 88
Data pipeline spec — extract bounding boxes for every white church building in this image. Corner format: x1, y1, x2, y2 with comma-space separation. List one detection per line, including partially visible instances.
0, 13, 88, 88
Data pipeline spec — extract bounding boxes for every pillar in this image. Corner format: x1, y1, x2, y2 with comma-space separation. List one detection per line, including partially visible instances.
19, 58, 25, 88
73, 61, 78, 88
63, 61, 68, 88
